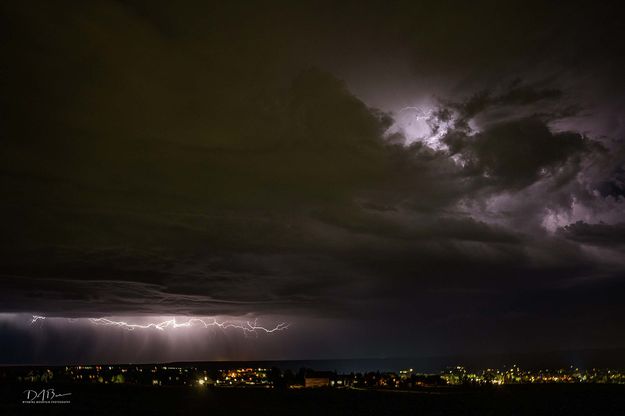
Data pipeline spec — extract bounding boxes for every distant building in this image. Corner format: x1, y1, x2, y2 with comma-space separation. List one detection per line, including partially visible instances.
399, 368, 414, 380
305, 377, 330, 388
304, 371, 333, 388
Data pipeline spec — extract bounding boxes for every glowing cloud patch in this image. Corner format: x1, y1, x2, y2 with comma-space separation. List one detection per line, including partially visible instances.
385, 106, 453, 150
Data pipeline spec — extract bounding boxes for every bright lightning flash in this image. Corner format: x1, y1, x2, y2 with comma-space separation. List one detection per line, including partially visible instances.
89, 317, 289, 333
30, 315, 289, 335
386, 105, 453, 150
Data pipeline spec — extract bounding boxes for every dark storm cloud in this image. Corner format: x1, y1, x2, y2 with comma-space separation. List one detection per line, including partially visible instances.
0, 0, 396, 317
444, 118, 593, 190
595, 161, 625, 199
1, 0, 625, 361
442, 81, 565, 124
558, 222, 625, 247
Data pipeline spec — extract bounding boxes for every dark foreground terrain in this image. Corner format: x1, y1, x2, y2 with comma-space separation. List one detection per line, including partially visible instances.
1, 383, 625, 416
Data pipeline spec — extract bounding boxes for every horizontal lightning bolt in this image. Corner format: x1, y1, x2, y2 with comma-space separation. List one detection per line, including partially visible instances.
88, 317, 289, 333
30, 315, 288, 334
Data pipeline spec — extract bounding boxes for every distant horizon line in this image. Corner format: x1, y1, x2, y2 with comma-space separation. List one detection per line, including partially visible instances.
3, 346, 625, 368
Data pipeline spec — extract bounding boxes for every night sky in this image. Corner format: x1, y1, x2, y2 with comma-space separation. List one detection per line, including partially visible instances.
1, 1, 625, 364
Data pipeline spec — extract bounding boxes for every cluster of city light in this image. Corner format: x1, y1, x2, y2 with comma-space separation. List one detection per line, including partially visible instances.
30, 315, 289, 334
13, 363, 625, 388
